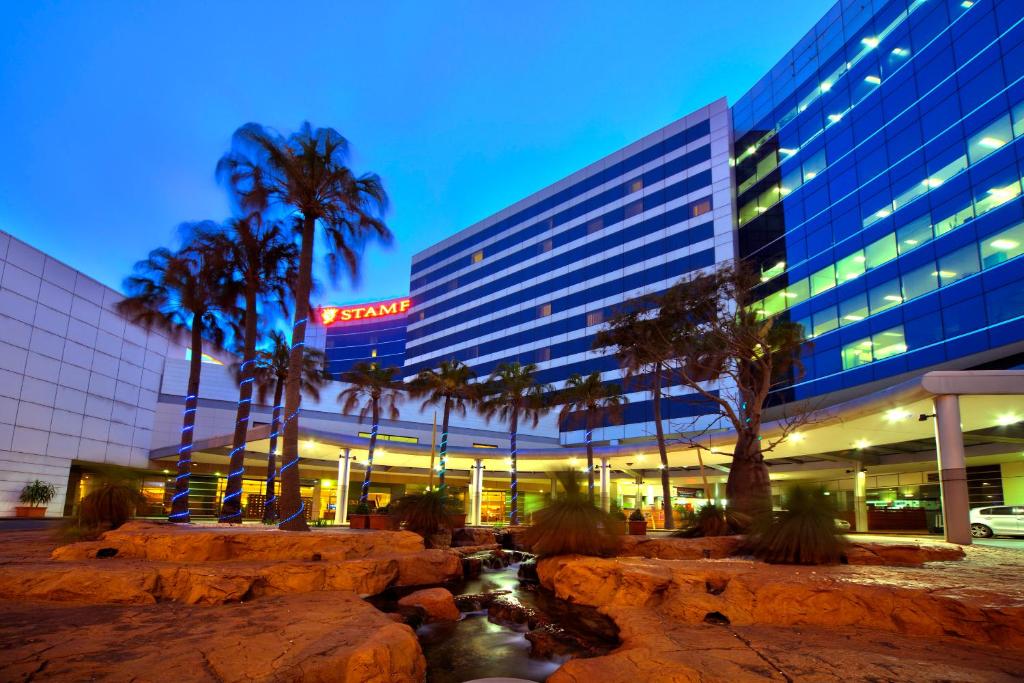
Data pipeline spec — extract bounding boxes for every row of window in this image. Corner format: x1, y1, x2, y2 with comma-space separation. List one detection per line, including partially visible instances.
411, 118, 712, 276
407, 198, 715, 343
411, 152, 712, 298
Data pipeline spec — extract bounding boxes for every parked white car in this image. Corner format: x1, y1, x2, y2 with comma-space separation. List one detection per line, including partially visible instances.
969, 505, 1024, 538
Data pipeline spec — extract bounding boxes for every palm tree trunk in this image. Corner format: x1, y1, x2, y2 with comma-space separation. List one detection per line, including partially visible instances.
586, 408, 595, 504
360, 400, 380, 503
509, 410, 519, 526
697, 450, 711, 502
220, 286, 258, 523
263, 378, 284, 523
170, 316, 205, 522
438, 397, 451, 492
652, 366, 674, 530
278, 215, 316, 531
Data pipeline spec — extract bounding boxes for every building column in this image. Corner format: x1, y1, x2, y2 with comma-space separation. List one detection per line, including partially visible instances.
334, 448, 351, 525
599, 457, 611, 512
854, 469, 868, 533
471, 459, 484, 526
933, 394, 971, 545
311, 480, 322, 521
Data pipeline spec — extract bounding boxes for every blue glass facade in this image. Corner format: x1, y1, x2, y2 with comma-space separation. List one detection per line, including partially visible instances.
322, 314, 408, 379
733, 0, 1024, 402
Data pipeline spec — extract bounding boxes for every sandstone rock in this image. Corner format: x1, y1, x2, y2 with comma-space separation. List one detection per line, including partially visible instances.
324, 558, 399, 596
452, 526, 496, 547
845, 541, 965, 566
398, 587, 461, 621
395, 548, 462, 586
0, 591, 426, 682
538, 556, 673, 608
51, 521, 425, 563
0, 564, 160, 604
617, 535, 741, 560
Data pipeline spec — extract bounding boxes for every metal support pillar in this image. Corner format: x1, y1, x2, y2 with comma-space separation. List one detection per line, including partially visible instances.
933, 394, 971, 545
335, 448, 351, 525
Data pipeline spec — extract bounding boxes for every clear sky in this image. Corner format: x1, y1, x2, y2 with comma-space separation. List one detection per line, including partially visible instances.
0, 0, 832, 306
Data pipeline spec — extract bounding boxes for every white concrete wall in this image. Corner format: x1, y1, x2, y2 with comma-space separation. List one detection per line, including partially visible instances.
154, 357, 561, 452
0, 230, 179, 516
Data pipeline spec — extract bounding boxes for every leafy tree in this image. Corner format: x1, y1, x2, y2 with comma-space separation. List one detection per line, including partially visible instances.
218, 122, 390, 530
408, 359, 480, 493
658, 262, 807, 516
555, 372, 627, 504
211, 215, 298, 523
593, 301, 678, 529
480, 362, 551, 525
117, 228, 233, 522
246, 330, 330, 522
337, 362, 404, 504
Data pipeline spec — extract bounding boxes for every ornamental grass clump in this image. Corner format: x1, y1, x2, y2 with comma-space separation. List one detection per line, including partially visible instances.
672, 502, 750, 538
392, 488, 458, 548
744, 484, 846, 565
520, 470, 620, 558
79, 483, 146, 529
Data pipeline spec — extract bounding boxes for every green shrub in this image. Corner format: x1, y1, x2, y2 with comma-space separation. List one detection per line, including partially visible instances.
19, 479, 56, 507
349, 502, 371, 515
79, 483, 145, 529
392, 489, 457, 545
744, 485, 846, 565
520, 470, 620, 558
628, 508, 645, 522
672, 503, 750, 538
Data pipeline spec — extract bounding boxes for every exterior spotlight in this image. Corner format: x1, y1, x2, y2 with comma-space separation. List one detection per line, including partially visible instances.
918, 413, 935, 422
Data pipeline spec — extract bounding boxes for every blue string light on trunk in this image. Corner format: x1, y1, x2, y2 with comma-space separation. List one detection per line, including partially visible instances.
359, 422, 378, 503
509, 428, 518, 525
219, 358, 256, 523
169, 393, 197, 522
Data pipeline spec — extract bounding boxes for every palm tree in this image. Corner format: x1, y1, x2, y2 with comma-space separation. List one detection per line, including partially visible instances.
556, 372, 627, 504
337, 362, 404, 504
117, 227, 233, 522
408, 359, 479, 493
594, 303, 677, 529
480, 362, 551, 525
218, 122, 390, 530
213, 215, 298, 523
248, 330, 330, 522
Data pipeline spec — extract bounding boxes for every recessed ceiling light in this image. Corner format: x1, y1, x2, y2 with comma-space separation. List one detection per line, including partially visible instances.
861, 37, 879, 48
979, 137, 1004, 149
991, 239, 1019, 250
864, 75, 881, 85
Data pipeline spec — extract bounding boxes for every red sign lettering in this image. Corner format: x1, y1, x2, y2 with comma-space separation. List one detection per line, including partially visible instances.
318, 298, 412, 326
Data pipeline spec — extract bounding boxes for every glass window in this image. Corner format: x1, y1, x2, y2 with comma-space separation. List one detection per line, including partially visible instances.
835, 250, 866, 283
1012, 100, 1024, 139
780, 167, 802, 197
802, 148, 826, 182
934, 200, 974, 236
872, 326, 907, 361
869, 279, 903, 314
967, 114, 1013, 163
841, 336, 874, 370
783, 278, 810, 307
865, 234, 897, 269
692, 200, 711, 217
537, 347, 551, 362
897, 215, 933, 253
587, 218, 604, 235
793, 316, 812, 338
929, 153, 967, 185
902, 262, 938, 300
974, 179, 1021, 217
762, 291, 787, 317
539, 238, 553, 254
980, 222, 1024, 268
936, 244, 980, 286
627, 178, 643, 194
756, 150, 778, 182
839, 292, 869, 325
471, 250, 484, 263
537, 303, 552, 318
810, 264, 836, 294
586, 310, 604, 327
624, 200, 643, 218
813, 307, 839, 336
739, 200, 758, 226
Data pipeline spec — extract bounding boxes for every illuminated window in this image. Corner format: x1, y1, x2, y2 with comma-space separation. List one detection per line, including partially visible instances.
536, 347, 551, 362
358, 432, 418, 444
418, 311, 426, 321
897, 215, 933, 254
967, 114, 1012, 163
936, 245, 979, 286
812, 307, 838, 336
691, 200, 711, 217
802, 149, 826, 183
370, 348, 377, 358
1012, 100, 1024, 138
473, 443, 498, 449
868, 280, 902, 314
538, 303, 552, 318
810, 265, 836, 295
835, 250, 866, 283
838, 292, 869, 325
872, 327, 907, 361
539, 238, 553, 254
587, 218, 604, 235
841, 337, 874, 370
902, 262, 938, 300
624, 200, 643, 218
471, 250, 484, 263
865, 234, 897, 269
586, 310, 604, 327
783, 278, 810, 307
974, 180, 1021, 216
981, 222, 1024, 268
627, 178, 643, 193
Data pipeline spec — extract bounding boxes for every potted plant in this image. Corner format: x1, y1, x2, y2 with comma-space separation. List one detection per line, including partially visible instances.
628, 508, 647, 536
369, 504, 397, 530
348, 502, 371, 529
17, 480, 56, 518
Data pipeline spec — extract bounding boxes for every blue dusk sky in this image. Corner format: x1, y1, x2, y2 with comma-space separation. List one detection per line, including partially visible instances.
0, 1, 831, 307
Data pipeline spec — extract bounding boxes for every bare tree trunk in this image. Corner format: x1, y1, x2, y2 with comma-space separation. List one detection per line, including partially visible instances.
509, 410, 519, 526
279, 215, 315, 531
438, 397, 451, 492
263, 378, 284, 523
652, 366, 674, 529
585, 408, 595, 504
220, 286, 258, 523
170, 317, 205, 522
359, 400, 380, 503
726, 431, 772, 517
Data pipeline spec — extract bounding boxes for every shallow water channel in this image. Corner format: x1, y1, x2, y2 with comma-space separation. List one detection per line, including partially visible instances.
418, 561, 559, 682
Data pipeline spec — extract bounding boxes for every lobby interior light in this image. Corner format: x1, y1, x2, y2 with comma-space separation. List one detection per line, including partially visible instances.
996, 413, 1021, 426
990, 239, 1019, 250
884, 408, 912, 422
854, 439, 871, 449
788, 432, 805, 443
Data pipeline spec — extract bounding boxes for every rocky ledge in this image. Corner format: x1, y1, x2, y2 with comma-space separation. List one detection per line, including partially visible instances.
0, 591, 425, 682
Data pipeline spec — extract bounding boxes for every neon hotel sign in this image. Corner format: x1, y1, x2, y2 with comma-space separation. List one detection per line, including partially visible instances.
318, 298, 412, 326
